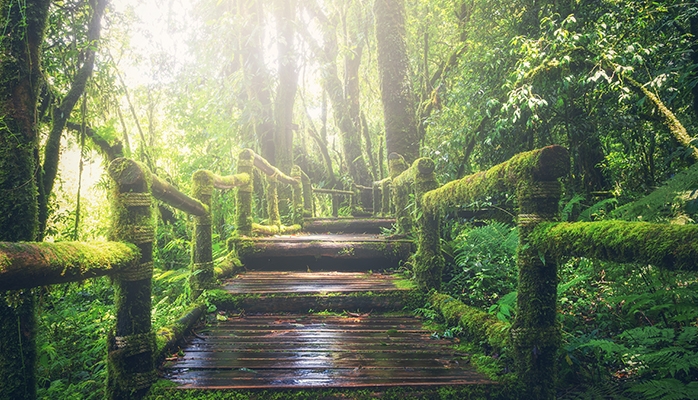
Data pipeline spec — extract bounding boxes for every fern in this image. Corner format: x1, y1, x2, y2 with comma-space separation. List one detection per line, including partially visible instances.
626, 378, 698, 400
578, 197, 618, 221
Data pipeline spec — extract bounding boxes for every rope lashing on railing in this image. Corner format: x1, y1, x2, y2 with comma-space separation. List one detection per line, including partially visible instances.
118, 260, 154, 282
107, 158, 158, 398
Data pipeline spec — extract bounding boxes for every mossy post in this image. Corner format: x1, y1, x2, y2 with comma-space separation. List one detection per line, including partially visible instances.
290, 165, 304, 226
511, 154, 568, 400
107, 158, 157, 399
300, 169, 313, 217
236, 149, 254, 236
382, 179, 392, 215
410, 158, 441, 289
372, 181, 383, 216
389, 153, 411, 233
266, 174, 281, 227
191, 170, 215, 299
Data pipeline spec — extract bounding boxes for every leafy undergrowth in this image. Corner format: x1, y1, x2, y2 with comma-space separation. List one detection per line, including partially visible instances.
36, 278, 114, 399
145, 380, 505, 400
437, 221, 698, 400
35, 265, 195, 399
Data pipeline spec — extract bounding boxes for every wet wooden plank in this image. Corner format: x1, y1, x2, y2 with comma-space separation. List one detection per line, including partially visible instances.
163, 314, 493, 389
222, 271, 410, 294
303, 218, 396, 234
228, 234, 413, 272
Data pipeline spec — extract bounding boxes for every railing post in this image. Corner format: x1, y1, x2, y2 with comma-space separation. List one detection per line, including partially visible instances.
236, 149, 254, 236
388, 153, 410, 232
300, 169, 313, 217
411, 158, 441, 289
512, 178, 562, 400
107, 159, 157, 399
372, 181, 382, 216
291, 165, 304, 226
382, 179, 392, 215
266, 174, 281, 226
191, 170, 214, 298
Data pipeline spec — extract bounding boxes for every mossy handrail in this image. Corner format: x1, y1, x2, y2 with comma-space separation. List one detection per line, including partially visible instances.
397, 145, 569, 400
312, 187, 354, 217
234, 148, 306, 236
530, 220, 698, 271
371, 152, 410, 217
0, 241, 140, 291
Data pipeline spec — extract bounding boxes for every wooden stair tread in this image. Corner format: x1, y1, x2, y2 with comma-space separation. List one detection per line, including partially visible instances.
222, 271, 410, 294
163, 314, 494, 389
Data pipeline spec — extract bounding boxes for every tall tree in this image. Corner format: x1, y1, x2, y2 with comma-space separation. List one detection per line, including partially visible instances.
374, 0, 419, 163
37, 0, 107, 238
0, 0, 51, 397
303, 0, 373, 186
238, 0, 275, 163
273, 0, 298, 173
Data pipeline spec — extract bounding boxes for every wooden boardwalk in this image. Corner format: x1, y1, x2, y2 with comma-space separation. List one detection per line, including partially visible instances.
162, 219, 493, 391
162, 314, 492, 389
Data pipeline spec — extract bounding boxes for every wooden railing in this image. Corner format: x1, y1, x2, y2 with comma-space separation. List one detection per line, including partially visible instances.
379, 145, 569, 399
0, 151, 272, 399
378, 144, 698, 399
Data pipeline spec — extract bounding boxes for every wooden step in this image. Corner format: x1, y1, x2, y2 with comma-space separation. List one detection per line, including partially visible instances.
215, 271, 416, 313
303, 218, 395, 234
162, 314, 494, 390
228, 234, 412, 271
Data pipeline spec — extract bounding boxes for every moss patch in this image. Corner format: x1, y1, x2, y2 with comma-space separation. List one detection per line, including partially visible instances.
430, 292, 509, 354
422, 145, 569, 214
530, 220, 698, 271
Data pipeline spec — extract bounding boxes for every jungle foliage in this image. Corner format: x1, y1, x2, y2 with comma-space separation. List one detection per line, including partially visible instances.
2, 0, 698, 398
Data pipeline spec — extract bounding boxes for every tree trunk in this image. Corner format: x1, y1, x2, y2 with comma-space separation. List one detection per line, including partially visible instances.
0, 1, 51, 397
374, 0, 420, 164
239, 0, 275, 163
691, 14, 698, 118
304, 1, 372, 187
38, 0, 106, 238
273, 0, 297, 173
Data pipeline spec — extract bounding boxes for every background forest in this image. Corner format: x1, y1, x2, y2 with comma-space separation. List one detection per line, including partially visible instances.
2, 0, 698, 399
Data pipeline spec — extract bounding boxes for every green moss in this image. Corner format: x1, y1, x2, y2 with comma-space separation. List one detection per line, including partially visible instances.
422, 145, 569, 214
530, 220, 698, 271
251, 223, 302, 236
235, 149, 255, 236
265, 174, 281, 226
290, 165, 305, 226
0, 241, 140, 289
191, 170, 215, 299
145, 382, 507, 399
430, 292, 510, 353
107, 158, 157, 399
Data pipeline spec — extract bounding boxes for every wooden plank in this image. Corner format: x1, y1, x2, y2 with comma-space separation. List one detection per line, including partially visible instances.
163, 314, 493, 389
303, 218, 396, 234
222, 271, 409, 294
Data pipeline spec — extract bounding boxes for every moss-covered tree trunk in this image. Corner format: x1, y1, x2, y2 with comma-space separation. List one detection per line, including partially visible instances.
374, 0, 420, 164
107, 159, 157, 399
512, 180, 562, 400
0, 0, 51, 397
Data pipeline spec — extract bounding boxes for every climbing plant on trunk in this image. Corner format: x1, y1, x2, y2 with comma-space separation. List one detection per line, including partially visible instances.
0, 0, 51, 397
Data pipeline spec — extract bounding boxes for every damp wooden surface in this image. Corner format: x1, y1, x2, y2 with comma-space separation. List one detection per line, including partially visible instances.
163, 314, 494, 389
222, 271, 409, 294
